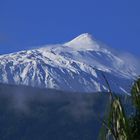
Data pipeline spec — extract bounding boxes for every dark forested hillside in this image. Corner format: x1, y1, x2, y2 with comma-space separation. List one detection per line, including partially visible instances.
0, 83, 111, 140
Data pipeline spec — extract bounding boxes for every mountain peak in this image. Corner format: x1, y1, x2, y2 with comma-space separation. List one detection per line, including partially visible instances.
64, 33, 100, 50
72, 33, 93, 41
0, 32, 136, 94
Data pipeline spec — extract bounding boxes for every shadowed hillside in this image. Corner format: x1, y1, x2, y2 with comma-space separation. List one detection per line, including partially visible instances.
0, 83, 112, 140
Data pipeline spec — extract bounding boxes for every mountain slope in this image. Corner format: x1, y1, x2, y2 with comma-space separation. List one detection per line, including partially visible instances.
0, 83, 111, 140
0, 33, 137, 94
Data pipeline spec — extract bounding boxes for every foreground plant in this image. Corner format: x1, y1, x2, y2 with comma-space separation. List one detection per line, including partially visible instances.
129, 77, 140, 140
99, 77, 140, 140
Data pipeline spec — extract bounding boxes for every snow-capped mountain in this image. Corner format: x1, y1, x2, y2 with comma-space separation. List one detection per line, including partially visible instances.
0, 33, 137, 94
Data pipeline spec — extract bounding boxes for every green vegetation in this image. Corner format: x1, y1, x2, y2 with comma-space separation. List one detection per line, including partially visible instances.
99, 77, 140, 140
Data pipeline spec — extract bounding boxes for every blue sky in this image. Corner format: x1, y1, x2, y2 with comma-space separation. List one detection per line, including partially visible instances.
0, 0, 140, 56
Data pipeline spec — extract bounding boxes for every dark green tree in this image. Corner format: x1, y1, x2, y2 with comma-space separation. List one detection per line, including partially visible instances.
129, 77, 140, 140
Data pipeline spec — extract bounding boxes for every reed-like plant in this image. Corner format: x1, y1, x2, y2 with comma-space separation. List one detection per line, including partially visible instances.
99, 76, 140, 140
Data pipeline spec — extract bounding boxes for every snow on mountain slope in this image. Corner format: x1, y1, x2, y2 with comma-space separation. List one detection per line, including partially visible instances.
0, 33, 137, 94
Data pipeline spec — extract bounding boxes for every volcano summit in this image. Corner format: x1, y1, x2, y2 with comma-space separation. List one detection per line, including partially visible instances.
0, 33, 137, 94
